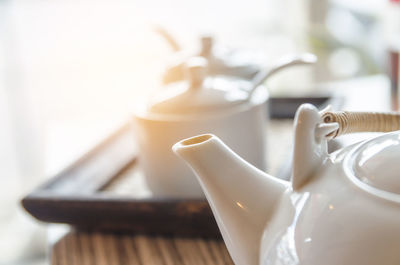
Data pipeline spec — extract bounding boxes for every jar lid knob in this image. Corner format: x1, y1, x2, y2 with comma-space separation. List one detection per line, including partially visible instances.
185, 57, 207, 89
200, 35, 213, 57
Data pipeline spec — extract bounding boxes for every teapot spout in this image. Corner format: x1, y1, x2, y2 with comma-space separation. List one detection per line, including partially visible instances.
173, 134, 288, 265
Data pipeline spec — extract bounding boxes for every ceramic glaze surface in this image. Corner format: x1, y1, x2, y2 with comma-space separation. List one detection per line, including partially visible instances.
260, 144, 400, 265
173, 134, 288, 265
173, 104, 400, 265
348, 132, 400, 196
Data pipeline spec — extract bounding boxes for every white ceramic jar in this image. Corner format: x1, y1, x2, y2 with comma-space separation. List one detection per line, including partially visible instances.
133, 53, 316, 198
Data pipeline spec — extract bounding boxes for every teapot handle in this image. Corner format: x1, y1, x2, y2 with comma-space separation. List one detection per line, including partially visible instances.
322, 111, 400, 139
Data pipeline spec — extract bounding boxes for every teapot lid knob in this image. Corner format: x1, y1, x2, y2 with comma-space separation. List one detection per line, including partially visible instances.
185, 57, 207, 89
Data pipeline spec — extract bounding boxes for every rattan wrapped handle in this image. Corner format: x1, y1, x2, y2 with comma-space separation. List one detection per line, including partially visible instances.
322, 111, 400, 138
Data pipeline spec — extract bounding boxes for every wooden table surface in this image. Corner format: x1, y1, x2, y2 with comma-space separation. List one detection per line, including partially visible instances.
51, 231, 233, 265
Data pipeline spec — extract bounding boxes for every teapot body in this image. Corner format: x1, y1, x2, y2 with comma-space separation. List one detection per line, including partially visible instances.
260, 142, 400, 265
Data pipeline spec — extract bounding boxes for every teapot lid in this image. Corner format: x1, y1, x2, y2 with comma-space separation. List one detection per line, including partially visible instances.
344, 131, 400, 200
148, 57, 251, 115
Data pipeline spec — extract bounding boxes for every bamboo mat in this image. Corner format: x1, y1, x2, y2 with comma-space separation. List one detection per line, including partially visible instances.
51, 231, 234, 265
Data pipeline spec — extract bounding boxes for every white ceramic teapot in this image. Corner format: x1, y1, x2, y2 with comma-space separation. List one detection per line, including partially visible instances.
173, 103, 400, 265
133, 54, 316, 198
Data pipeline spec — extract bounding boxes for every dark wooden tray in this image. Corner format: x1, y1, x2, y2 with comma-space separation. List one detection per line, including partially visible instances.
22, 123, 218, 236
22, 96, 339, 237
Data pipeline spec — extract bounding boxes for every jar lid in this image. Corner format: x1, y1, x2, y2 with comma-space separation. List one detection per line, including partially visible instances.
344, 131, 400, 200
149, 57, 251, 115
